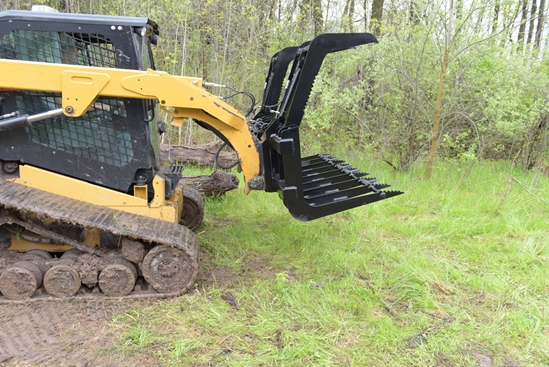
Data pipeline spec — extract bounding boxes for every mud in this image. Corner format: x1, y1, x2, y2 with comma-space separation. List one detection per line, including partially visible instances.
76, 253, 107, 288
0, 262, 43, 300
0, 255, 234, 366
98, 259, 137, 297
0, 299, 137, 367
43, 263, 81, 298
120, 239, 145, 264
0, 250, 20, 272
0, 243, 194, 301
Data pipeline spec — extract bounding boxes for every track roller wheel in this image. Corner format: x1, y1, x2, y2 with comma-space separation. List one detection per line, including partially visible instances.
99, 258, 137, 297
141, 244, 198, 293
25, 249, 52, 261
21, 250, 51, 272
61, 248, 83, 260
44, 261, 81, 298
0, 261, 43, 300
180, 184, 204, 231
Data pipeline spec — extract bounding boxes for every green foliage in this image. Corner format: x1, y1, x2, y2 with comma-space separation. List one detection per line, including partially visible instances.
304, 19, 549, 170
463, 49, 549, 160
110, 160, 549, 366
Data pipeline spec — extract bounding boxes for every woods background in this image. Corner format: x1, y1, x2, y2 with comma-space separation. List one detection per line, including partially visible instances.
2, 0, 549, 173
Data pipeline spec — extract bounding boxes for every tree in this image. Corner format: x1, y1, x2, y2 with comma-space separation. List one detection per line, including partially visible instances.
371, 0, 384, 34
299, 0, 324, 35
517, 0, 528, 48
492, 0, 500, 34
535, 0, 546, 47
342, 0, 356, 32
528, 0, 538, 44
426, 0, 453, 179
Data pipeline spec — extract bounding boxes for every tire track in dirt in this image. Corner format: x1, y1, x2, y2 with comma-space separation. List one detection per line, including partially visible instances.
0, 302, 63, 364
0, 299, 133, 366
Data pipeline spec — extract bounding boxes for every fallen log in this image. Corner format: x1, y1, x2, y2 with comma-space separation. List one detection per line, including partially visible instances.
160, 142, 240, 196
180, 170, 240, 196
160, 141, 238, 168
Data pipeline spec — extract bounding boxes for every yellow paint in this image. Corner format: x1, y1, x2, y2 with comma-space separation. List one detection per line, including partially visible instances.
150, 175, 165, 208
9, 235, 72, 252
61, 70, 110, 116
0, 59, 262, 192
10, 165, 182, 223
10, 227, 104, 252
134, 185, 148, 200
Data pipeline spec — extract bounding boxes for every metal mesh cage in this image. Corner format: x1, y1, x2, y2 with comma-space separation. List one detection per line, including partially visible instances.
0, 30, 117, 67
0, 30, 133, 168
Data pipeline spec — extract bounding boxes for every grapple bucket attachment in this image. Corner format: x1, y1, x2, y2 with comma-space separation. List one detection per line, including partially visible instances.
252, 33, 403, 221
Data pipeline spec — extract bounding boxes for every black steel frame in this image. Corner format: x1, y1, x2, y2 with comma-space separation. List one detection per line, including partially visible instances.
256, 33, 403, 221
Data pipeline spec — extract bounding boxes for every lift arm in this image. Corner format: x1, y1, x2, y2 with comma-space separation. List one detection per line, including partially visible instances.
0, 59, 260, 193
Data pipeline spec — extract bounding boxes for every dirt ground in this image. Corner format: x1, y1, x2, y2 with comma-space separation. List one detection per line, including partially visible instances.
0, 299, 137, 367
0, 250, 268, 367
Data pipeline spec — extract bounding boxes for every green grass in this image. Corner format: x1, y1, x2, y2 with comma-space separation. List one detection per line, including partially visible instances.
111, 159, 549, 366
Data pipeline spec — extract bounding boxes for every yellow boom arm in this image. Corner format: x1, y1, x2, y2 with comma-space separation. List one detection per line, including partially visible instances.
0, 59, 260, 193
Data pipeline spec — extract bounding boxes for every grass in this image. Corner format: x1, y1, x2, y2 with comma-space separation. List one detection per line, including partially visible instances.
110, 158, 549, 366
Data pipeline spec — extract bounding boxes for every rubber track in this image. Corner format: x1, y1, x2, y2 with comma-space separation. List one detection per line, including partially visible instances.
0, 179, 199, 302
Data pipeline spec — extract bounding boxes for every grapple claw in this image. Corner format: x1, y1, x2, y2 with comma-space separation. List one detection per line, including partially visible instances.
253, 33, 403, 220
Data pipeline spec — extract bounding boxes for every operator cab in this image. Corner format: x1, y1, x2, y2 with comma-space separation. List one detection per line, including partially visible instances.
0, 9, 167, 195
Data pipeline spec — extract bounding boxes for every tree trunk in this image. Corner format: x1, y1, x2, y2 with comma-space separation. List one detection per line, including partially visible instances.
426, 0, 452, 179
342, 0, 350, 30
342, 0, 356, 31
492, 0, 500, 34
409, 1, 424, 25
371, 0, 384, 35
298, 0, 324, 35
425, 48, 450, 179
159, 141, 239, 168
288, 0, 299, 23
520, 111, 549, 171
199, 5, 208, 81
312, 0, 324, 35
455, 0, 463, 20
518, 0, 528, 47
528, 0, 538, 44
473, 3, 486, 33
535, 0, 546, 47
180, 171, 240, 196
349, 0, 355, 32
268, 0, 278, 23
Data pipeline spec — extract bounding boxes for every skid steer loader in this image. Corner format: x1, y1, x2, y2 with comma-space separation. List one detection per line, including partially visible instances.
0, 7, 402, 300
